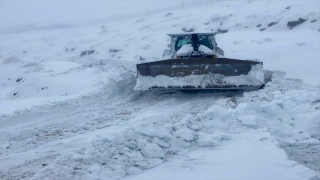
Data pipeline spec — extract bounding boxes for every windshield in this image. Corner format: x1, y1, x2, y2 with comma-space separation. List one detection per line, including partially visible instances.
175, 37, 191, 51
174, 35, 213, 51
198, 35, 213, 50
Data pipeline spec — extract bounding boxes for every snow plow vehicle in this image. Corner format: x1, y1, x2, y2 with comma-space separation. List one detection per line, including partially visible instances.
134, 33, 265, 90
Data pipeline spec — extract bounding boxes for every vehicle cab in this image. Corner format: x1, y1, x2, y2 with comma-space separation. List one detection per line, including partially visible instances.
163, 33, 224, 59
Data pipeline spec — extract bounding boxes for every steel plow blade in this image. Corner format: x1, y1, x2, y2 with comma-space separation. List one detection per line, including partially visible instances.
135, 58, 265, 90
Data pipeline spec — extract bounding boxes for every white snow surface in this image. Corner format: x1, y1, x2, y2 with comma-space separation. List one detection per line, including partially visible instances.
123, 131, 315, 180
0, 0, 199, 33
1, 0, 320, 179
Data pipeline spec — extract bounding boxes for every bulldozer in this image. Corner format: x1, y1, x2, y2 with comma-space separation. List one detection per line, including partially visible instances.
134, 33, 265, 90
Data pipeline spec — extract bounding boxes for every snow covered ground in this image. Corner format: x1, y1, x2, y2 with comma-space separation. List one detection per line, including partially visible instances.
0, 0, 200, 33
123, 130, 316, 180
0, 0, 320, 179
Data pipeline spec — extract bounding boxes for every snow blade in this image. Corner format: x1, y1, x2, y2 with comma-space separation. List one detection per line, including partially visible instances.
135, 58, 265, 90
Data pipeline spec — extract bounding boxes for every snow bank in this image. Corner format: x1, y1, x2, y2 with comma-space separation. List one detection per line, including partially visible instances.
123, 131, 319, 180
0, 59, 135, 117
27, 121, 233, 180
232, 71, 320, 144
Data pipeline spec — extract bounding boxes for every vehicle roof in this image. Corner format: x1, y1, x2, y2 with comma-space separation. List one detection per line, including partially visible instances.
167, 33, 216, 36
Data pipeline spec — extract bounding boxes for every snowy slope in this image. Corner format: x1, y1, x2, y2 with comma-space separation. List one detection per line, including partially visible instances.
0, 0, 200, 33
0, 0, 320, 179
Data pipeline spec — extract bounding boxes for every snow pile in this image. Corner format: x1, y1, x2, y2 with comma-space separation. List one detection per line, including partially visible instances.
28, 116, 232, 180
134, 64, 264, 90
198, 45, 214, 55
122, 131, 318, 180
176, 44, 193, 56
236, 75, 320, 144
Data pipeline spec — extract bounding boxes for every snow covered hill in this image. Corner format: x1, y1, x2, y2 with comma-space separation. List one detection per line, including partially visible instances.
0, 0, 320, 179
0, 0, 203, 33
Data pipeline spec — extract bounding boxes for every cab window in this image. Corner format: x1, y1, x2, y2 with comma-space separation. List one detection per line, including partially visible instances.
175, 37, 191, 51
198, 35, 213, 49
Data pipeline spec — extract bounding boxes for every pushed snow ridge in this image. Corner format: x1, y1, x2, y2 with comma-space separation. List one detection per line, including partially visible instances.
0, 0, 319, 179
